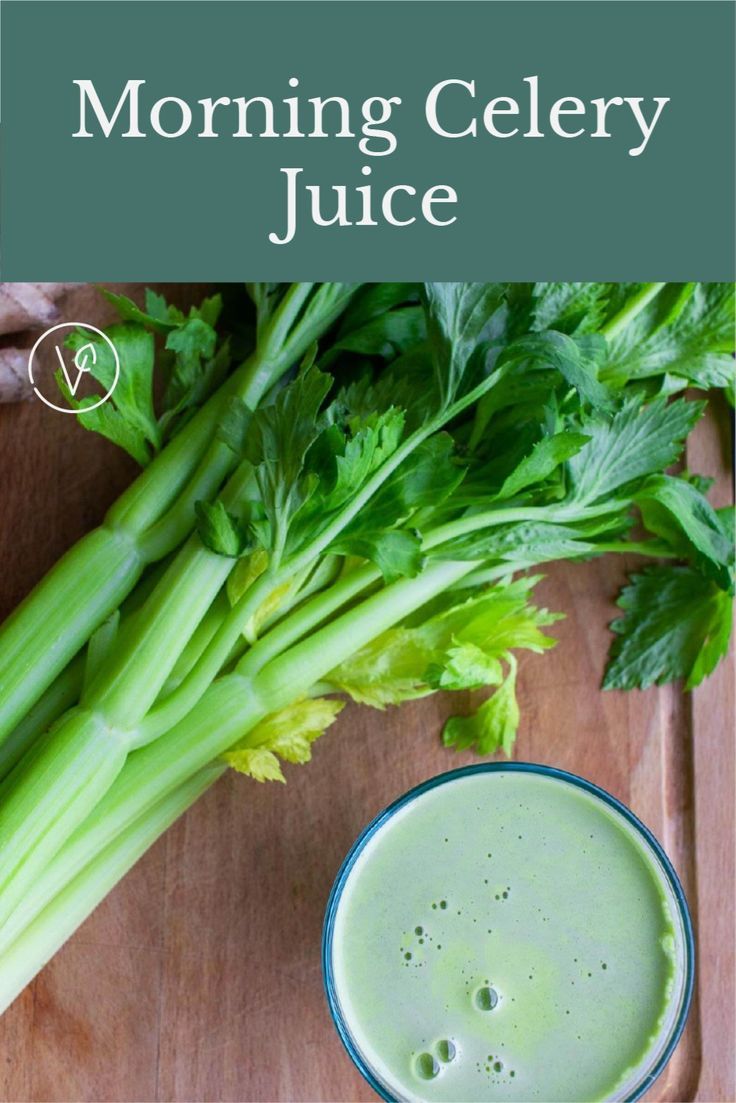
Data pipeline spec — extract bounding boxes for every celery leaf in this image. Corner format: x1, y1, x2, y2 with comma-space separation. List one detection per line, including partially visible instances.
567, 396, 703, 504
223, 698, 344, 781
635, 475, 735, 591
195, 500, 252, 558
443, 656, 520, 756
531, 283, 612, 335
603, 283, 735, 390
327, 578, 560, 709
604, 565, 733, 690
499, 331, 612, 411
59, 323, 159, 466
424, 283, 507, 406
495, 431, 590, 501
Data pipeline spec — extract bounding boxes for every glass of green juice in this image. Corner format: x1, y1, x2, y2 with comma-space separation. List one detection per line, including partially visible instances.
323, 763, 694, 1103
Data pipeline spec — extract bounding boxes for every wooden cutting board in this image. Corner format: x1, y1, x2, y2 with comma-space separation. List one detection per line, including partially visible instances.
0, 285, 733, 1103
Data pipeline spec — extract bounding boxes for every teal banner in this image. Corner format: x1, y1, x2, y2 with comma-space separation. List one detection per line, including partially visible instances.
1, 1, 734, 279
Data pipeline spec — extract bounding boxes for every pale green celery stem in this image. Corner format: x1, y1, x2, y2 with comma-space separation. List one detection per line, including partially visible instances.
0, 369, 233, 746
0, 591, 231, 788
134, 559, 346, 744
105, 370, 246, 537
0, 528, 145, 748
599, 283, 666, 341
142, 484, 533, 745
0, 763, 224, 1015
158, 591, 232, 697
263, 555, 343, 629
0, 709, 129, 912
85, 457, 254, 725
445, 541, 675, 591
163, 556, 341, 692
137, 559, 342, 744
214, 282, 356, 437
136, 439, 236, 563
136, 286, 320, 563
263, 283, 359, 368
0, 558, 178, 784
0, 557, 343, 786
252, 561, 473, 707
0, 462, 255, 922
0, 656, 84, 784
141, 557, 344, 741
588, 540, 677, 557
84, 539, 233, 725
136, 566, 373, 748
237, 562, 381, 680
0, 536, 232, 917
1, 565, 260, 789
445, 561, 524, 591
4, 560, 476, 951
133, 570, 277, 746
257, 282, 315, 361
239, 498, 598, 685
307, 681, 337, 697
422, 499, 628, 551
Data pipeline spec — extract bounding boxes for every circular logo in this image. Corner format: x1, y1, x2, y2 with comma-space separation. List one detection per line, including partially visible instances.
28, 322, 120, 414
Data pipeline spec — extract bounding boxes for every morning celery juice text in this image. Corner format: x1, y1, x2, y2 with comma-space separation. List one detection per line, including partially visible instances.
327, 770, 689, 1102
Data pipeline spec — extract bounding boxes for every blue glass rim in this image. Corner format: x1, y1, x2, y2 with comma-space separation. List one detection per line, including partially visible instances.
322, 761, 695, 1103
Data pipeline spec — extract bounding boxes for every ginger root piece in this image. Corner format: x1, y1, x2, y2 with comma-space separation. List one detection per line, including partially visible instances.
0, 283, 78, 403
0, 348, 32, 402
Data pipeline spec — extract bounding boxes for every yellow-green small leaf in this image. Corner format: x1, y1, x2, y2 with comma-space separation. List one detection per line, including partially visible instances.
224, 746, 285, 783
224, 697, 344, 780
227, 548, 269, 606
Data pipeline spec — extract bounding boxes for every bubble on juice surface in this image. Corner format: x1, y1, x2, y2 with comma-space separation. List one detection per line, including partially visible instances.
414, 1052, 440, 1080
436, 1039, 456, 1063
474, 985, 499, 1011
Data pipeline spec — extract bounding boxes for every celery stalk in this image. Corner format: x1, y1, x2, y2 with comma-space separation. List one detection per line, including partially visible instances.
0, 764, 223, 1015
0, 656, 84, 784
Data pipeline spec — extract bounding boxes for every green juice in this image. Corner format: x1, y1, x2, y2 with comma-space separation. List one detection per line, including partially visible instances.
325, 766, 692, 1103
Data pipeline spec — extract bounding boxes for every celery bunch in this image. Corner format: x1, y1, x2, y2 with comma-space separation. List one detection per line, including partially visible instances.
0, 281, 732, 1012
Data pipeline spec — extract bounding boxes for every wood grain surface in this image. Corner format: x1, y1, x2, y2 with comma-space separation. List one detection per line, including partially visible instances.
0, 285, 733, 1103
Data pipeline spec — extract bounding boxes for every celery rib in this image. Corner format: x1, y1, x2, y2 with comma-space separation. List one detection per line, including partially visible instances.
0, 655, 84, 785
0, 528, 145, 744
0, 764, 224, 1015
